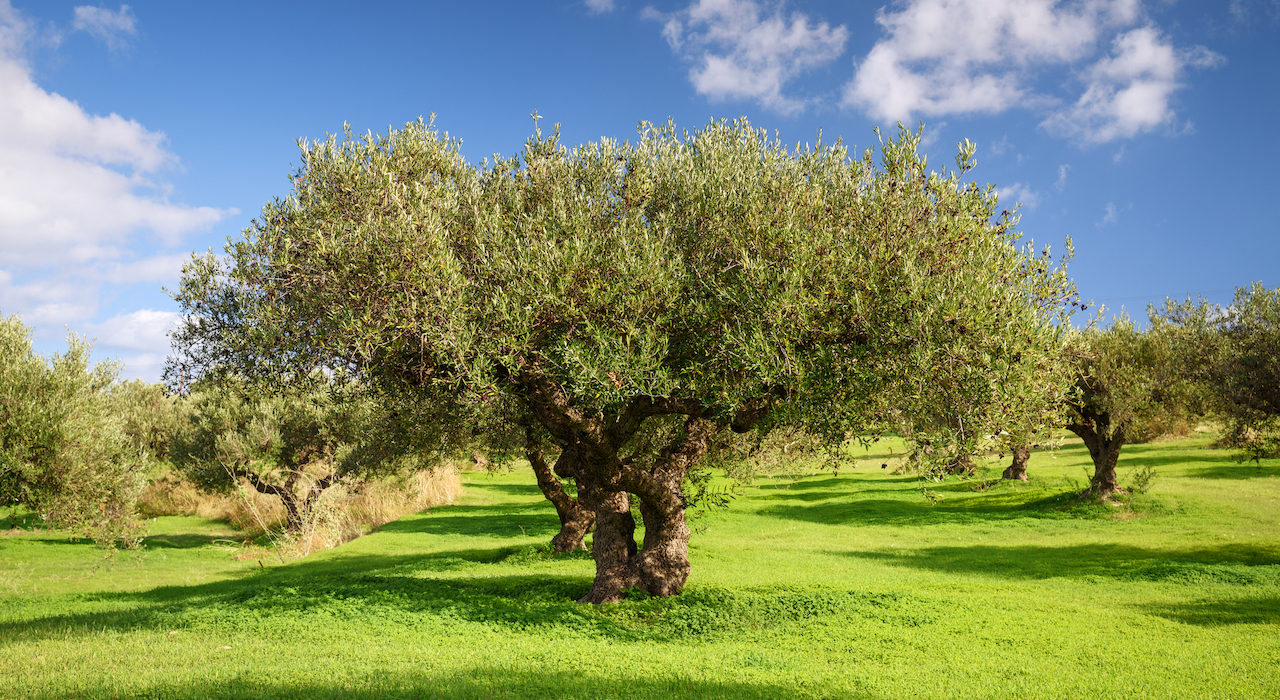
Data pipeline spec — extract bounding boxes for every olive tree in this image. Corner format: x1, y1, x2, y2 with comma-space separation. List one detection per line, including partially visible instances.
1064, 311, 1205, 498
1156, 283, 1280, 462
169, 378, 443, 533
171, 117, 1075, 602
0, 313, 146, 546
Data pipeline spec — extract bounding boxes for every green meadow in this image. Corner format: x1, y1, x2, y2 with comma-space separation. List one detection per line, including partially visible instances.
2, 434, 1277, 699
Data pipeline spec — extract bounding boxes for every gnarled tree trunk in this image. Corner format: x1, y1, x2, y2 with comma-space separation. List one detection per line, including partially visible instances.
526, 439, 594, 553
1001, 443, 1030, 481
576, 470, 639, 604
1067, 419, 1126, 499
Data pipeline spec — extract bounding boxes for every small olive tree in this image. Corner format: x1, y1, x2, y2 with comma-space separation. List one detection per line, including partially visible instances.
0, 313, 146, 546
169, 378, 441, 533
1064, 312, 1205, 498
171, 117, 1076, 602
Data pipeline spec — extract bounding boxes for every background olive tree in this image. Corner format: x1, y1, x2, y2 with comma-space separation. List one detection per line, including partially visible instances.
1064, 310, 1208, 499
170, 117, 1076, 602
0, 313, 146, 546
1156, 283, 1280, 463
169, 376, 445, 534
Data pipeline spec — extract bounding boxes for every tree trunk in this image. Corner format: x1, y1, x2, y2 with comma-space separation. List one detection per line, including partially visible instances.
1067, 424, 1126, 499
1002, 444, 1030, 481
527, 443, 594, 553
633, 418, 714, 597
576, 472, 638, 604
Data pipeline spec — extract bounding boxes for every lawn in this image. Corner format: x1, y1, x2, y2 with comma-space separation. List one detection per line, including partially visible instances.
1, 433, 1277, 699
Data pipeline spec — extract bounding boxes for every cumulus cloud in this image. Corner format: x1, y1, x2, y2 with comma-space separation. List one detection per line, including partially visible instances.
71, 4, 136, 51
843, 0, 1221, 143
1042, 27, 1224, 142
651, 0, 848, 114
0, 2, 233, 359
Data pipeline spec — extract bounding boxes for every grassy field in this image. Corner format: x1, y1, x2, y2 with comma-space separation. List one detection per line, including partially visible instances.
1, 434, 1277, 699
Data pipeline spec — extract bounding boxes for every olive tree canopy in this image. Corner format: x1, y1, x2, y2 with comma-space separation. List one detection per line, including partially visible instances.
171, 117, 1076, 602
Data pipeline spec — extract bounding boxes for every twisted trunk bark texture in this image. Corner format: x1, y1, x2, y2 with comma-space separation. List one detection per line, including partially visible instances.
517, 371, 723, 603
526, 441, 594, 553
1001, 444, 1030, 481
1067, 417, 1126, 499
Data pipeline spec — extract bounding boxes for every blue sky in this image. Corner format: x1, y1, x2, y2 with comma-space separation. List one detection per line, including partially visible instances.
2, 0, 1277, 381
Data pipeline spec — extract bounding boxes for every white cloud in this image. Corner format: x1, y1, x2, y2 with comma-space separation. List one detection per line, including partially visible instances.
1041, 27, 1223, 142
843, 0, 1221, 143
652, 0, 848, 114
996, 182, 1041, 210
0, 2, 233, 366
71, 4, 136, 51
1055, 164, 1070, 191
1099, 201, 1118, 225
82, 308, 179, 353
585, 0, 616, 14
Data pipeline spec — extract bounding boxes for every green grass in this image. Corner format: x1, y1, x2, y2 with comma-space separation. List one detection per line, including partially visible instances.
1, 433, 1277, 699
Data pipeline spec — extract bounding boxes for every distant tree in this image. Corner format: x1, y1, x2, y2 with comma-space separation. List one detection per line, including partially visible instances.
1156, 283, 1280, 462
1064, 312, 1204, 498
0, 313, 145, 546
170, 117, 1076, 602
169, 378, 443, 533
107, 379, 182, 464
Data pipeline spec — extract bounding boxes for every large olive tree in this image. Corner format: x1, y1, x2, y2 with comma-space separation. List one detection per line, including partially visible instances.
171, 117, 1075, 602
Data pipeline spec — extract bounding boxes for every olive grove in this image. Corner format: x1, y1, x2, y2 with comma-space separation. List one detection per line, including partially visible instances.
170, 118, 1076, 602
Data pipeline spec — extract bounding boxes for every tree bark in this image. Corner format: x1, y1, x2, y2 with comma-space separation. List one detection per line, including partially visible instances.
526, 442, 594, 553
633, 418, 714, 597
1067, 422, 1126, 499
1001, 443, 1030, 481
576, 471, 638, 604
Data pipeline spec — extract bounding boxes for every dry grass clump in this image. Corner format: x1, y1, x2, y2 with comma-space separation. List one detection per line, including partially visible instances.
286, 467, 463, 556
138, 473, 285, 532
139, 466, 463, 558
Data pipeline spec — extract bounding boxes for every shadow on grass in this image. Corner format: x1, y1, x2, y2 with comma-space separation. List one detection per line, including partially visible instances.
839, 541, 1280, 591
759, 487, 1077, 528
142, 534, 239, 550
376, 503, 564, 541
1184, 464, 1280, 480
21, 667, 848, 700
1144, 595, 1280, 626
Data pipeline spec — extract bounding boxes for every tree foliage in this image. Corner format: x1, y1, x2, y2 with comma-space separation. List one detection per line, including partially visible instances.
0, 313, 146, 546
169, 377, 445, 532
171, 117, 1076, 600
1065, 311, 1205, 497
1156, 282, 1280, 462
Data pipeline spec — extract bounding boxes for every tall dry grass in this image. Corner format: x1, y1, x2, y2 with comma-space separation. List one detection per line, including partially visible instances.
139, 467, 463, 557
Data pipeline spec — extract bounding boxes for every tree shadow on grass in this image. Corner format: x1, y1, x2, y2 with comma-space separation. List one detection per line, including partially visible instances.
759, 488, 1074, 528
1143, 595, 1280, 626
21, 667, 845, 700
837, 542, 1280, 591
376, 504, 564, 541
1183, 463, 1280, 480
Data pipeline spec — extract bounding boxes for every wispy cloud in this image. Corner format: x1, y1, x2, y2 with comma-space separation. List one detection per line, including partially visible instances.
585, 0, 616, 14
71, 4, 136, 51
842, 0, 1222, 143
1055, 164, 1070, 191
997, 182, 1042, 211
648, 0, 848, 114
